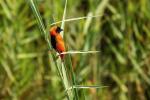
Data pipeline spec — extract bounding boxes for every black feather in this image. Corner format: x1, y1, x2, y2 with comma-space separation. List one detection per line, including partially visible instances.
51, 35, 57, 50
56, 27, 63, 33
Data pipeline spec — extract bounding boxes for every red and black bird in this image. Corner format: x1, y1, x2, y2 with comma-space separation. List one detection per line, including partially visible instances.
50, 26, 65, 59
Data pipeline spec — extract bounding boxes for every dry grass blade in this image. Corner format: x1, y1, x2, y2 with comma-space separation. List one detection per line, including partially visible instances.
60, 0, 67, 37
59, 50, 100, 55
66, 85, 108, 92
51, 15, 104, 26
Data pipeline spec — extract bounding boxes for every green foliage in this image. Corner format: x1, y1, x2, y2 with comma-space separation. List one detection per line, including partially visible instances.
0, 0, 150, 100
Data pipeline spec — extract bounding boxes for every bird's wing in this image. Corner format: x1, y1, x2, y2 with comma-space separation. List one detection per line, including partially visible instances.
56, 41, 65, 53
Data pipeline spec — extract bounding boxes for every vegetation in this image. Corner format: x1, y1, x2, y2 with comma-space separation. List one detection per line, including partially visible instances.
0, 0, 150, 99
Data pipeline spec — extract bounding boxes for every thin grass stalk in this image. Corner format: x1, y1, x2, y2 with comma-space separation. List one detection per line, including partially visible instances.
50, 15, 104, 26
67, 54, 79, 99
60, 0, 80, 99
28, 0, 70, 99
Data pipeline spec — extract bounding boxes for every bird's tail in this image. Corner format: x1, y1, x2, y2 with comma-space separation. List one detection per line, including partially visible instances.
56, 53, 64, 61
60, 54, 64, 60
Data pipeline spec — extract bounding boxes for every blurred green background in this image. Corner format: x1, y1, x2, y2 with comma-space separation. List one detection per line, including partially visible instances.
0, 0, 150, 99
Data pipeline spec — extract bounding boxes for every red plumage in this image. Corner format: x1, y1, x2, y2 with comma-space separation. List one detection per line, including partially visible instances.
50, 26, 65, 60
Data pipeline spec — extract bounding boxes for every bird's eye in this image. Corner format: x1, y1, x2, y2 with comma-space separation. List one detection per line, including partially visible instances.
56, 27, 63, 33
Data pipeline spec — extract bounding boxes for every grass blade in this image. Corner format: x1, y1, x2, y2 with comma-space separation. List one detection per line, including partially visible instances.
59, 50, 100, 55
66, 85, 108, 91
60, 0, 67, 37
51, 15, 104, 26
28, 0, 46, 36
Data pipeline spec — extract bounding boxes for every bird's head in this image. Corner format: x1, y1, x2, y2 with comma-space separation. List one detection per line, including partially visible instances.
50, 26, 63, 36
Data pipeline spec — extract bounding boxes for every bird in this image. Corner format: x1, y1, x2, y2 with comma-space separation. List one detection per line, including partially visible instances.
49, 26, 65, 60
